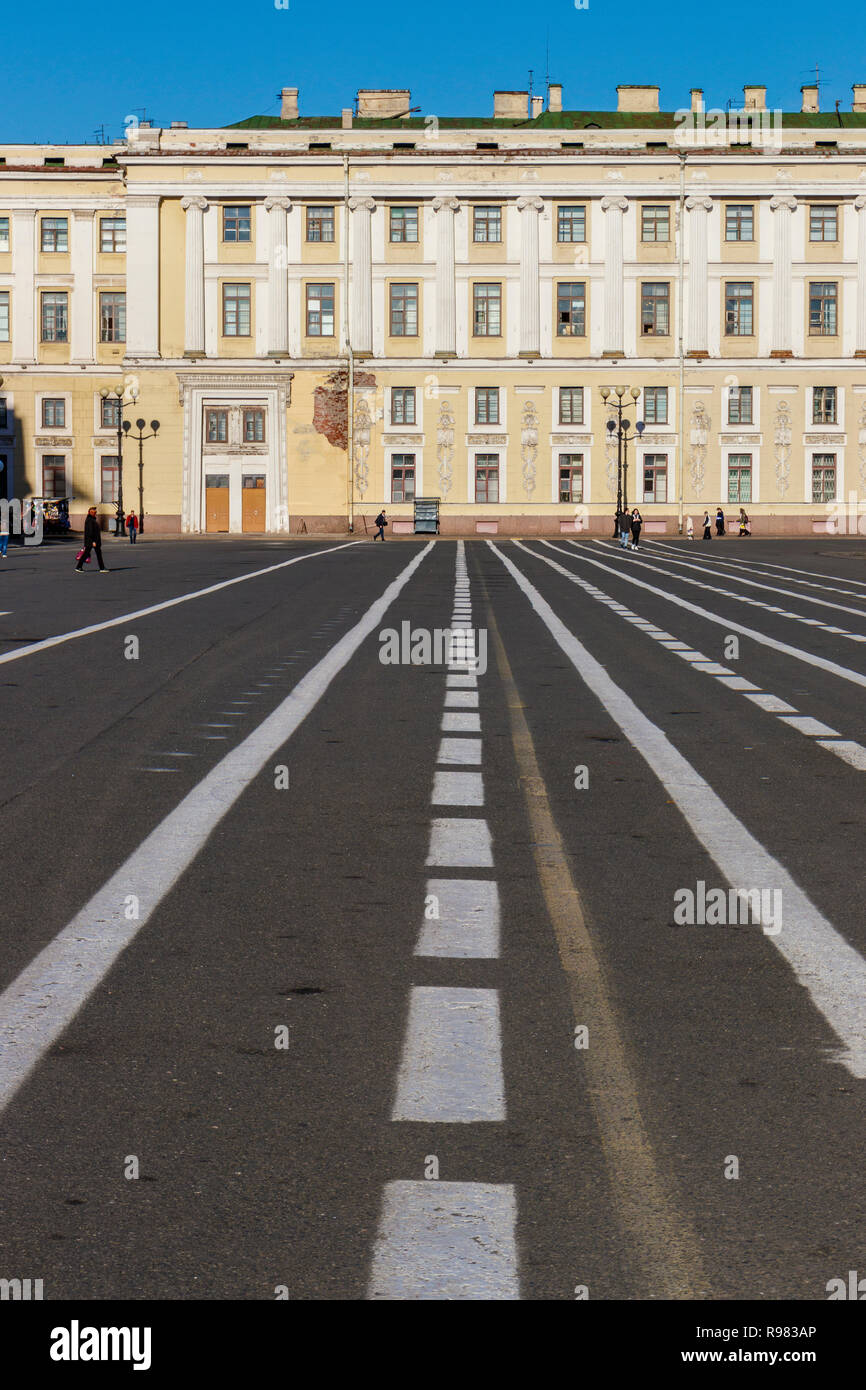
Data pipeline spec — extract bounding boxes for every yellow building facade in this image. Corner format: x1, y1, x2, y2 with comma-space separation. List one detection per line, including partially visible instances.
3, 80, 866, 535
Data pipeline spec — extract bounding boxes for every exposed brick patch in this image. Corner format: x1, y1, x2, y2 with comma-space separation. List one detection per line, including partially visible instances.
313, 369, 377, 451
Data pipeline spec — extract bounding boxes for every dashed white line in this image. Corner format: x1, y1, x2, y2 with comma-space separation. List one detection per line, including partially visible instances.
391, 987, 506, 1122
416, 879, 501, 959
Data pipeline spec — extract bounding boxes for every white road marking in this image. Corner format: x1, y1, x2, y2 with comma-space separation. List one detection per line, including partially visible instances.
391, 987, 505, 1121
441, 711, 482, 733
692, 662, 735, 676
780, 715, 841, 737
437, 738, 482, 765
745, 693, 799, 714
0, 543, 434, 1116
431, 770, 485, 806
817, 740, 866, 771
427, 818, 493, 867
647, 540, 866, 599
0, 542, 361, 667
494, 541, 866, 1078
716, 676, 760, 691
444, 690, 479, 709
446, 673, 477, 688
417, 879, 500, 958
368, 1181, 519, 1300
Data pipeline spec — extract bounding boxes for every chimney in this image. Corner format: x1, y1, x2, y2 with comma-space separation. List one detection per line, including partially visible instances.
530, 95, 544, 118
800, 85, 819, 113
494, 90, 529, 119
342, 108, 353, 129
356, 89, 411, 118
743, 85, 766, 111
548, 83, 563, 113
616, 85, 660, 113
853, 84, 866, 112
690, 88, 704, 114
280, 87, 299, 120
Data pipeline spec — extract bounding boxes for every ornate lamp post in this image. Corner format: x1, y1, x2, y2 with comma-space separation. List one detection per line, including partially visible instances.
99, 383, 138, 536
126, 418, 160, 535
600, 385, 645, 532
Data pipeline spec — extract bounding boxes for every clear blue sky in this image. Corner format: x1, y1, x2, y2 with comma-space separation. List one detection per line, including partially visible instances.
7, 0, 863, 143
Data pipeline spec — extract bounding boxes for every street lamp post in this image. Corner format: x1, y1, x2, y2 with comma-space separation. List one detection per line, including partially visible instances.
127, 418, 160, 535
600, 386, 646, 534
99, 383, 138, 537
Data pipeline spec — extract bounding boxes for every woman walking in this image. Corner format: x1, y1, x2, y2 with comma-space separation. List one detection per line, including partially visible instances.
630, 507, 643, 550
715, 506, 726, 537
126, 510, 139, 544
702, 511, 712, 541
738, 507, 751, 537
75, 507, 108, 572
686, 515, 694, 540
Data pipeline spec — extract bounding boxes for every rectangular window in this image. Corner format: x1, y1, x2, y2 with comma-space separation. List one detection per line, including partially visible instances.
99, 216, 126, 252
205, 408, 228, 443
41, 217, 68, 252
473, 206, 502, 243
390, 207, 418, 243
557, 281, 586, 337
725, 204, 754, 241
728, 454, 752, 504
810, 205, 838, 242
559, 386, 584, 426
643, 387, 668, 425
809, 281, 837, 336
43, 455, 67, 498
42, 397, 65, 428
559, 454, 583, 503
391, 388, 416, 426
223, 205, 252, 243
306, 282, 335, 336
101, 395, 120, 428
243, 408, 265, 442
641, 205, 670, 242
0, 289, 8, 341
641, 282, 670, 336
728, 385, 753, 425
557, 205, 586, 243
812, 453, 837, 502
475, 387, 500, 425
725, 281, 753, 336
222, 283, 251, 337
643, 454, 668, 503
813, 386, 837, 425
306, 206, 335, 243
475, 454, 499, 503
390, 283, 419, 337
391, 454, 416, 503
0, 216, 9, 251
473, 283, 501, 336
99, 291, 126, 343
100, 456, 119, 504
41, 291, 68, 342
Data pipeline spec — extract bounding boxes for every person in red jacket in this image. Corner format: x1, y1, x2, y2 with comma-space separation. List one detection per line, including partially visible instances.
126, 510, 139, 544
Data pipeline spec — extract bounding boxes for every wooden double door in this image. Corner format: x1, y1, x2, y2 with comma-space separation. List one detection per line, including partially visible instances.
205, 474, 266, 532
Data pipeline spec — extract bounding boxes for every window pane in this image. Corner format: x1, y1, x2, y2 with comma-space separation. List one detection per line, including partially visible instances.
473, 284, 501, 336
390, 207, 418, 242
100, 292, 126, 342
557, 281, 585, 336
223, 284, 251, 336
642, 206, 670, 242
100, 217, 126, 252
41, 292, 68, 341
725, 204, 753, 240
306, 283, 335, 336
644, 387, 668, 425
0, 216, 9, 252
0, 290, 8, 341
725, 282, 753, 336
41, 217, 68, 251
223, 205, 252, 242
473, 207, 502, 242
559, 387, 584, 425
307, 206, 335, 242
390, 283, 419, 336
728, 386, 753, 424
557, 206, 586, 243
641, 283, 670, 336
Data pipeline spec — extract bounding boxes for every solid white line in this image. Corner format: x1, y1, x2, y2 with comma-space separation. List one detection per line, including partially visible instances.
817, 740, 866, 771
391, 987, 505, 1121
431, 771, 485, 806
647, 540, 866, 597
417, 879, 501, 959
493, 541, 866, 1078
367, 1181, 519, 1300
441, 712, 482, 733
427, 818, 493, 866
0, 543, 434, 1116
437, 737, 482, 765
0, 542, 361, 667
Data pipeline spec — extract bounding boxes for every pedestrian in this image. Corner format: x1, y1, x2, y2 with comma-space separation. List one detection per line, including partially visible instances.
126, 510, 139, 544
702, 511, 712, 541
618, 508, 630, 550
0, 509, 8, 558
373, 508, 387, 542
630, 507, 643, 550
75, 506, 108, 572
686, 515, 694, 540
715, 506, 725, 537
738, 507, 751, 537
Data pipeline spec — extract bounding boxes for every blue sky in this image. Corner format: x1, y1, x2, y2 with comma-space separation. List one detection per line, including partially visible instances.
7, 0, 863, 143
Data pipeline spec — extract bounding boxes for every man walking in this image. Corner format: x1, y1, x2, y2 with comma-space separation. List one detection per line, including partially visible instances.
75, 507, 109, 572
373, 509, 387, 541
618, 508, 630, 550
126, 510, 139, 544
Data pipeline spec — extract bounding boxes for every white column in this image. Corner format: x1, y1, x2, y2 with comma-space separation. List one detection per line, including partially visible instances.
855, 196, 866, 355
11, 209, 36, 363
180, 195, 207, 358
348, 196, 375, 355
126, 195, 161, 359
685, 196, 712, 354
517, 196, 544, 356
601, 196, 628, 353
432, 196, 459, 355
70, 209, 95, 363
264, 196, 291, 356
769, 195, 797, 355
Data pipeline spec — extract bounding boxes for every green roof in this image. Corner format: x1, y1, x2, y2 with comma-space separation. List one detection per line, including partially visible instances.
226, 109, 866, 132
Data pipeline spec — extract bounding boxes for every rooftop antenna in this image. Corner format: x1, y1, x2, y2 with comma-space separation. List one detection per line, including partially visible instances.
545, 30, 551, 108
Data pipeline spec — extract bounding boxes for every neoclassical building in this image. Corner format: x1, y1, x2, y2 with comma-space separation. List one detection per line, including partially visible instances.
2, 79, 866, 535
